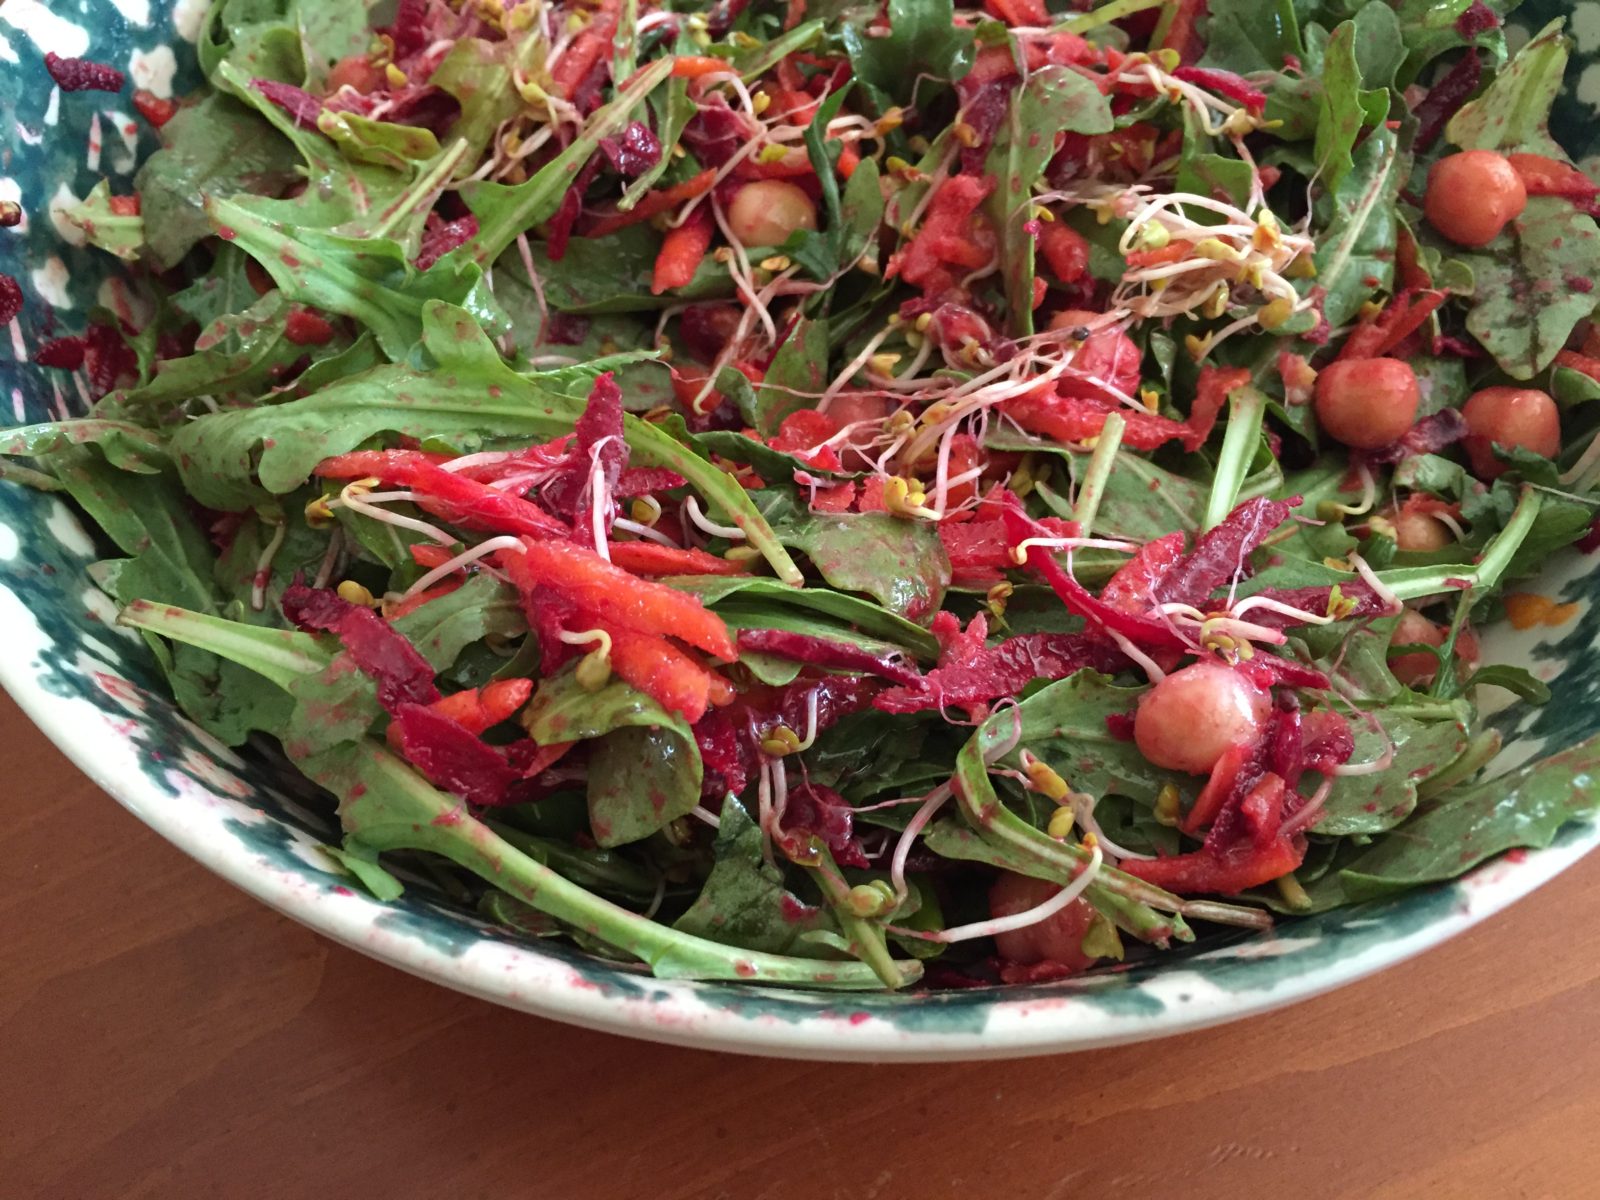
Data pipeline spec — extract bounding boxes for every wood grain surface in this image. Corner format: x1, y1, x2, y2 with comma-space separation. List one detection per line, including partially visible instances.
3, 686, 1596, 1200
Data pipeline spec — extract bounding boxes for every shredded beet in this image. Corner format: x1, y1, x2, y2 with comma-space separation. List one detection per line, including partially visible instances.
0, 275, 22, 325
1240, 655, 1333, 692
615, 466, 685, 496
389, 703, 519, 806
388, 0, 431, 58
694, 709, 748, 799
1414, 50, 1482, 151
1362, 408, 1469, 465
874, 634, 1126, 714
600, 122, 663, 178
1243, 581, 1391, 632
282, 584, 442, 711
1455, 0, 1501, 38
737, 629, 923, 687
1172, 66, 1267, 115
415, 212, 478, 271
544, 312, 592, 346
683, 94, 756, 167
777, 782, 869, 868
44, 53, 126, 92
1150, 497, 1295, 608
545, 155, 604, 262
1002, 497, 1189, 650
541, 373, 628, 543
252, 79, 325, 127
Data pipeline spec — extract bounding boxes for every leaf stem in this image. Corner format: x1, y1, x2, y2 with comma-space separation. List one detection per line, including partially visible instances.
1381, 486, 1543, 601
1072, 413, 1125, 535
118, 600, 331, 688
335, 743, 921, 988
1058, 0, 1169, 35
1203, 385, 1268, 531
470, 58, 673, 264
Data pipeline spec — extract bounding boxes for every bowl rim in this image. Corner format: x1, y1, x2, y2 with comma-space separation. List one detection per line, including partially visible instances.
5, 633, 1594, 1061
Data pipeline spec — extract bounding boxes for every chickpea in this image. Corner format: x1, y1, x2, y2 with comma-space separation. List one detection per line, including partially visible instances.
1388, 609, 1446, 687
1386, 507, 1453, 552
1313, 358, 1420, 449
327, 55, 384, 95
726, 180, 818, 247
1424, 151, 1527, 247
1134, 662, 1272, 775
1461, 386, 1561, 478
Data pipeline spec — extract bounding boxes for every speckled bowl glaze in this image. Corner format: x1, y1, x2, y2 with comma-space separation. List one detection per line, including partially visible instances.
3, 1, 1600, 1061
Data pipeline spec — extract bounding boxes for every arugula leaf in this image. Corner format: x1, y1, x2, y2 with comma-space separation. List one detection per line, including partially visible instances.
1390, 0, 1515, 85
1316, 708, 1472, 835
294, 0, 378, 90
1198, 0, 1303, 74
673, 798, 834, 955
315, 110, 443, 170
503, 222, 733, 313
122, 291, 339, 411
667, 575, 941, 657
1446, 18, 1567, 158
318, 740, 920, 987
135, 93, 302, 268
772, 506, 952, 623
464, 57, 675, 263
1314, 17, 1392, 192
841, 0, 975, 112
389, 574, 526, 672
1458, 198, 1600, 380
207, 195, 506, 362
984, 66, 1113, 335
749, 316, 831, 436
61, 180, 145, 262
1300, 733, 1600, 908
522, 673, 701, 847
198, 0, 305, 89
429, 39, 526, 163
55, 452, 311, 744
0, 419, 166, 474
1314, 124, 1406, 329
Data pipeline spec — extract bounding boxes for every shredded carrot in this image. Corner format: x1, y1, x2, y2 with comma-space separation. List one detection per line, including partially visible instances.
651, 206, 714, 294
585, 169, 716, 238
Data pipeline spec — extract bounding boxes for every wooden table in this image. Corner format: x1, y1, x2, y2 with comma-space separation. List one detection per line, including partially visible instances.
4, 687, 1597, 1199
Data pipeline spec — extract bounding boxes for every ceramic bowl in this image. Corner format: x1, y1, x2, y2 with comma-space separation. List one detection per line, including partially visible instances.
3, 0, 1598, 1061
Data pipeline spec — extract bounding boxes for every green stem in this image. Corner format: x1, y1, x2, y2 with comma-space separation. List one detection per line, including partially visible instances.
737, 20, 825, 83
1380, 486, 1543, 601
373, 138, 471, 242
470, 58, 674, 264
1059, 0, 1170, 35
337, 743, 920, 988
1274, 873, 1312, 913
118, 600, 332, 687
1203, 385, 1268, 531
611, 0, 639, 87
805, 848, 912, 988
1417, 729, 1502, 799
1072, 413, 1124, 535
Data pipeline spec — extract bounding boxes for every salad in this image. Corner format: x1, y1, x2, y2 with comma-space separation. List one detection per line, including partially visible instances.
4, 0, 1600, 993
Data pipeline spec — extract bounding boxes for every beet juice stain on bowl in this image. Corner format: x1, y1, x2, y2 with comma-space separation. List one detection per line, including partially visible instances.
3, 0, 1600, 1060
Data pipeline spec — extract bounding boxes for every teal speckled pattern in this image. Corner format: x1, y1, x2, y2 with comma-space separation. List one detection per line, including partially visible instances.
1, 0, 1597, 1060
